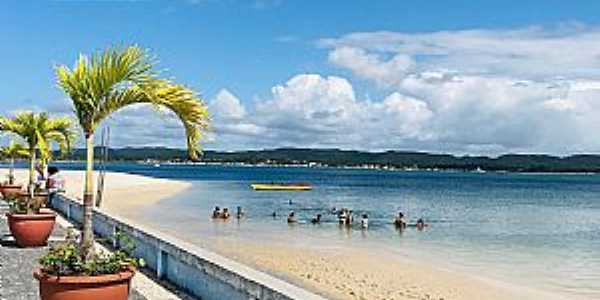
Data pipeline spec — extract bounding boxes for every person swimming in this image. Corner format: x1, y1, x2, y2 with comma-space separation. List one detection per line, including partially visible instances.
221, 208, 231, 219
416, 218, 427, 230
212, 206, 221, 219
287, 211, 297, 223
338, 209, 348, 225
346, 210, 354, 226
311, 214, 322, 224
394, 212, 407, 229
360, 214, 369, 229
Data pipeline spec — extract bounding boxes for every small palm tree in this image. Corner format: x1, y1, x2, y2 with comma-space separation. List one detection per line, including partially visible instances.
0, 141, 29, 185
56, 45, 209, 260
0, 112, 76, 189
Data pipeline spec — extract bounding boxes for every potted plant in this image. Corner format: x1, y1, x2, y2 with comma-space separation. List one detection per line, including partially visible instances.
4, 191, 56, 247
0, 112, 75, 247
34, 231, 144, 300
0, 141, 29, 198
32, 45, 209, 299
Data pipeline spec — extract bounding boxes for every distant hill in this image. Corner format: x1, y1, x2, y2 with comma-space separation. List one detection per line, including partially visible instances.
52, 147, 600, 173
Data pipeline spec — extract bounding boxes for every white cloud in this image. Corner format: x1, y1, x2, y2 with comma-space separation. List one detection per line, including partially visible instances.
25, 25, 600, 155
202, 25, 600, 154
328, 47, 414, 86
208, 89, 264, 140
208, 74, 435, 151
320, 24, 600, 81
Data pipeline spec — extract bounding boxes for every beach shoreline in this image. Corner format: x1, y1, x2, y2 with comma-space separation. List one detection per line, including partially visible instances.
0, 168, 192, 219
0, 168, 574, 300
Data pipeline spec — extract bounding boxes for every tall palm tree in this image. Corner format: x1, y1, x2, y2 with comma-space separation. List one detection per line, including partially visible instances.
56, 45, 209, 260
0, 141, 29, 185
0, 112, 75, 188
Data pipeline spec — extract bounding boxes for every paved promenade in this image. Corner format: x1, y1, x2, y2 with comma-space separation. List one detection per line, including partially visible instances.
0, 203, 145, 300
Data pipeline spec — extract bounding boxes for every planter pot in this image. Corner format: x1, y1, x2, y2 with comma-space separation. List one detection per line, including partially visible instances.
0, 184, 23, 199
7, 212, 56, 247
33, 269, 135, 300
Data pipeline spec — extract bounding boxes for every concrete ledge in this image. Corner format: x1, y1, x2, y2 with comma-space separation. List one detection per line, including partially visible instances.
51, 194, 326, 300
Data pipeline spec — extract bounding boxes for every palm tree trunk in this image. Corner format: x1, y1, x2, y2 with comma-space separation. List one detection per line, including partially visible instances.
28, 147, 36, 191
8, 158, 15, 185
81, 133, 96, 261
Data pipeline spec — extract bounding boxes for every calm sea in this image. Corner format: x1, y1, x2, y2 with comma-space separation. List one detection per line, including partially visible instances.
40, 163, 600, 298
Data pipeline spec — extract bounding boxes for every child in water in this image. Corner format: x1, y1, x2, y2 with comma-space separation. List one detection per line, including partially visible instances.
360, 214, 369, 229
394, 212, 407, 229
416, 218, 428, 230
212, 206, 221, 219
287, 211, 296, 223
221, 208, 231, 219
311, 214, 322, 224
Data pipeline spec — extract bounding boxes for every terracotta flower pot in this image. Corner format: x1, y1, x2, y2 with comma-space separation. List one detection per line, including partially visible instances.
7, 212, 56, 247
0, 184, 23, 199
33, 268, 135, 300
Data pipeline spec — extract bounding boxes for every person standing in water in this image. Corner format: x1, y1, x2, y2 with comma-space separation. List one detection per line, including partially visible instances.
416, 218, 428, 230
287, 211, 297, 223
221, 208, 231, 219
311, 214, 322, 224
394, 212, 407, 229
212, 206, 221, 219
361, 214, 369, 229
236, 206, 244, 219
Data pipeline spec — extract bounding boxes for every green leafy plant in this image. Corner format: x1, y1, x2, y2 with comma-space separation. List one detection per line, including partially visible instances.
0, 141, 29, 185
4, 193, 47, 214
56, 45, 210, 261
0, 112, 75, 188
39, 229, 145, 276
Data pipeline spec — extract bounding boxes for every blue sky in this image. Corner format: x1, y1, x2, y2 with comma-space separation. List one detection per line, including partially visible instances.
2, 1, 600, 154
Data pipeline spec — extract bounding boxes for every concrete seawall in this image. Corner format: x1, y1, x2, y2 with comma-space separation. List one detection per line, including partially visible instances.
51, 194, 326, 300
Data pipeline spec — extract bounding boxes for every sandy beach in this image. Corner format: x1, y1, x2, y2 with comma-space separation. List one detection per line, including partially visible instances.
179, 235, 563, 300
1, 168, 566, 300
1, 168, 192, 218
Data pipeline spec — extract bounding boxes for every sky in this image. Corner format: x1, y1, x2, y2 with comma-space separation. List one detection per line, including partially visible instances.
2, 1, 600, 155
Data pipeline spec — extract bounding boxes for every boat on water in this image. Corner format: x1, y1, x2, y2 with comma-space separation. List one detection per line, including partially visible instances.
250, 183, 312, 191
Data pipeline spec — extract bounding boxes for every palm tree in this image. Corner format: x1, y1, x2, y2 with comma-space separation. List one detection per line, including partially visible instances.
56, 45, 209, 260
0, 112, 75, 189
0, 141, 29, 185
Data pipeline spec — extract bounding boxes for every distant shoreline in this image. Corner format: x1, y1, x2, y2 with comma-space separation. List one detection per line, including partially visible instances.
33, 159, 599, 175
41, 147, 600, 174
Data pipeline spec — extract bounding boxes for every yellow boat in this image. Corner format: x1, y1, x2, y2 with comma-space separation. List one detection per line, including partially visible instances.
250, 183, 312, 191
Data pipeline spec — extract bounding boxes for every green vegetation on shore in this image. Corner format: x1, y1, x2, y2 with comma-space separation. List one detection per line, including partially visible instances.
54, 147, 600, 173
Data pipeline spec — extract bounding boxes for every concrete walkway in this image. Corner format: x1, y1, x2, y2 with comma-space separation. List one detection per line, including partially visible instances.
0, 203, 146, 300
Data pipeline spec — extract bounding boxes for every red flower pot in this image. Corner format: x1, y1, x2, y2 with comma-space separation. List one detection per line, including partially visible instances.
0, 184, 23, 199
33, 268, 135, 300
7, 212, 56, 247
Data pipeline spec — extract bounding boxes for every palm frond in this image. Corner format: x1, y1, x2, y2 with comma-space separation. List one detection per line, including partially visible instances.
56, 46, 156, 134
0, 111, 76, 161
56, 46, 210, 159
0, 141, 29, 160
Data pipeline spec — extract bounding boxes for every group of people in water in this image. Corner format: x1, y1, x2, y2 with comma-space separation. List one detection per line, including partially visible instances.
287, 207, 428, 230
211, 206, 244, 220
211, 202, 428, 231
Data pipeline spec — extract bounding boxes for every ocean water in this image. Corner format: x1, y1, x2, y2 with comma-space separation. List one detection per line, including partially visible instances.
45, 163, 600, 298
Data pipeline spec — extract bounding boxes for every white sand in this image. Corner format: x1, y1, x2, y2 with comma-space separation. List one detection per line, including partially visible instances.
0, 168, 191, 218
1, 167, 568, 300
